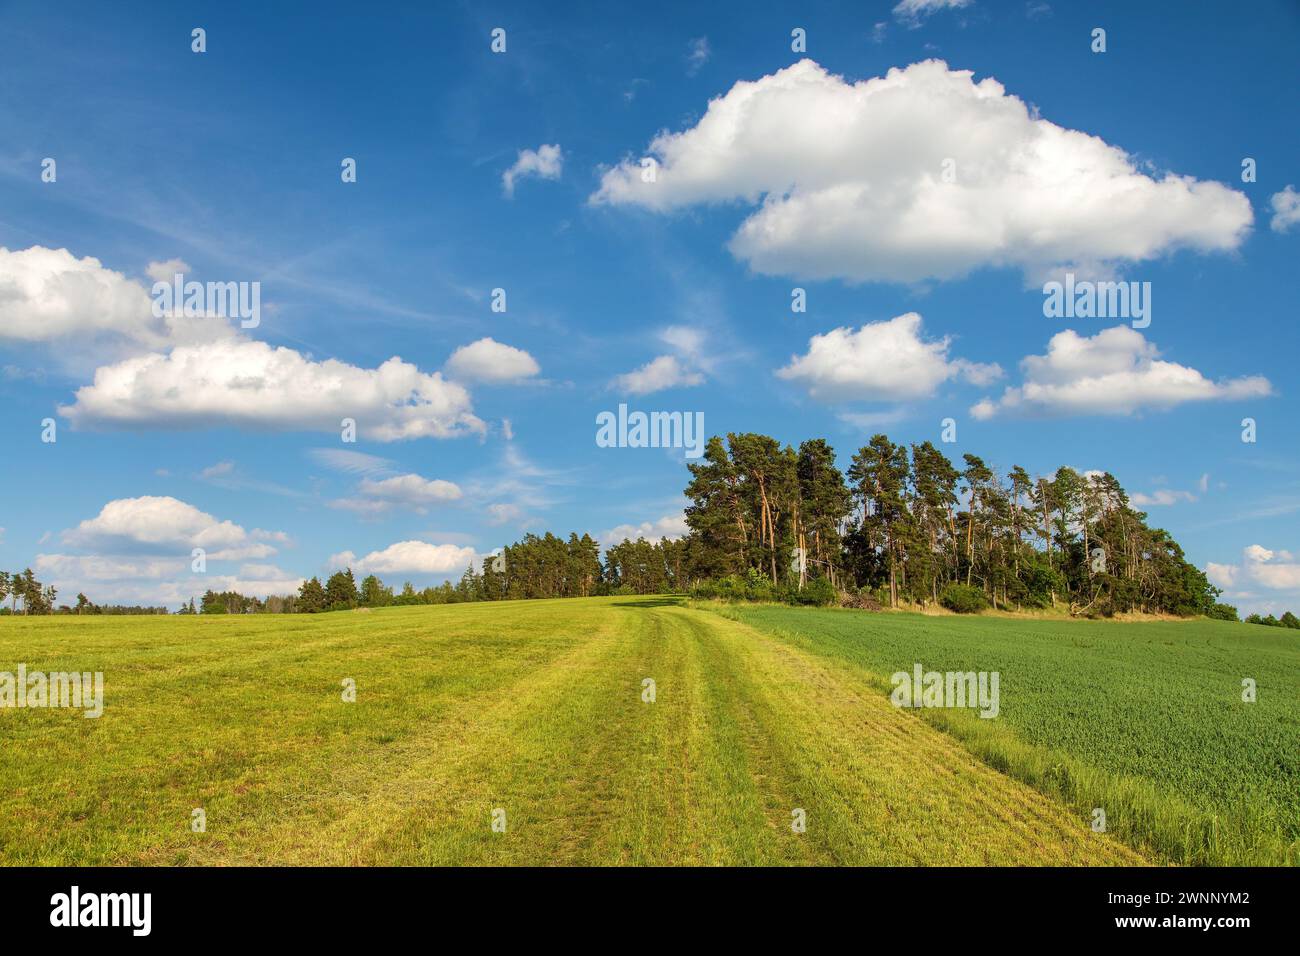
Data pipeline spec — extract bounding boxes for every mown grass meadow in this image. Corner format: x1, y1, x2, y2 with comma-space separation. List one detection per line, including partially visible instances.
0, 597, 1292, 866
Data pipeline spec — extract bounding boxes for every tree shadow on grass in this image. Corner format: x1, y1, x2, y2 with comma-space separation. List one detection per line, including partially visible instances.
609, 597, 685, 608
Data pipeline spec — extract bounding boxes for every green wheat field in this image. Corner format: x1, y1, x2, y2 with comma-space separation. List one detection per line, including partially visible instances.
1, 597, 1295, 866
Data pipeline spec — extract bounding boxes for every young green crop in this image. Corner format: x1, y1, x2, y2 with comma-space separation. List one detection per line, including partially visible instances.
714, 604, 1300, 866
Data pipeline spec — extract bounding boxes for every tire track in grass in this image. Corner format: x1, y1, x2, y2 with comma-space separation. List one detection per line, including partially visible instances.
660, 610, 818, 865
379, 599, 790, 865
663, 605, 1147, 865
616, 602, 794, 864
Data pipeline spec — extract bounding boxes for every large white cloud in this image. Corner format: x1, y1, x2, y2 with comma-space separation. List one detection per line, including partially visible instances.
0, 245, 155, 344
777, 312, 1000, 402
59, 339, 484, 440
63, 495, 282, 559
970, 325, 1271, 419
591, 59, 1252, 283
35, 498, 299, 608
330, 540, 478, 575
444, 337, 540, 384
0, 245, 232, 347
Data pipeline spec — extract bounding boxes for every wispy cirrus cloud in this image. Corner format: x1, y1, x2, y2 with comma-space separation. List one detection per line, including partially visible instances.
502, 144, 563, 197
893, 0, 973, 28
329, 473, 464, 517
612, 325, 722, 395
685, 37, 711, 76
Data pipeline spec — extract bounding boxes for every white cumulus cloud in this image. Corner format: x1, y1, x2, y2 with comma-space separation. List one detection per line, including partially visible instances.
33, 560, 302, 606
970, 325, 1271, 419
1130, 489, 1197, 507
613, 325, 716, 395
0, 245, 231, 348
600, 513, 689, 547
444, 337, 540, 384
334, 540, 478, 575
146, 258, 191, 283
59, 338, 484, 441
1269, 185, 1300, 233
591, 59, 1252, 284
614, 355, 705, 395
777, 312, 1000, 402
35, 498, 300, 607
63, 495, 282, 560
1206, 545, 1300, 592
358, 474, 462, 504
0, 245, 148, 343
330, 473, 463, 516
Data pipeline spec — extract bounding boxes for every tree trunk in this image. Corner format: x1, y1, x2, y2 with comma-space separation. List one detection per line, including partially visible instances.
966, 489, 977, 586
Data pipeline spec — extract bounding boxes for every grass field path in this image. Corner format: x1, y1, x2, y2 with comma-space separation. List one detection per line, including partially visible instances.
0, 598, 1143, 865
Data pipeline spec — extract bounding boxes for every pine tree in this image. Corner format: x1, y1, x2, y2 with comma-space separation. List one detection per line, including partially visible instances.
297, 577, 326, 613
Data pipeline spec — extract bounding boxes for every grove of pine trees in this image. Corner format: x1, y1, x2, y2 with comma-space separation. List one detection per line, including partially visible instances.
680, 431, 1237, 618
4, 432, 1270, 621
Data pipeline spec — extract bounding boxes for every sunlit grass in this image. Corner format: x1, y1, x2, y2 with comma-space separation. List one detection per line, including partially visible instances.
0, 598, 1139, 865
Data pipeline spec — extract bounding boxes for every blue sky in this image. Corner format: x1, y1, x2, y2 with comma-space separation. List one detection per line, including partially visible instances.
1, 0, 1297, 612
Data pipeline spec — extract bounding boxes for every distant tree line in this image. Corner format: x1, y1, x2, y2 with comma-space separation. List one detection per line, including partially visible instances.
0, 569, 167, 615
75, 603, 171, 615
5, 433, 1289, 623
1245, 611, 1300, 629
289, 534, 620, 611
